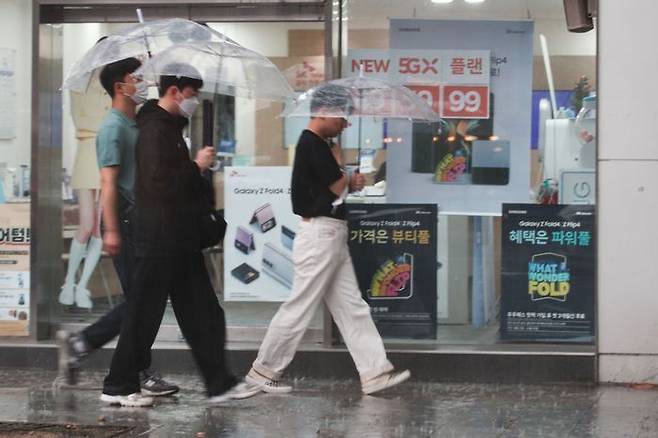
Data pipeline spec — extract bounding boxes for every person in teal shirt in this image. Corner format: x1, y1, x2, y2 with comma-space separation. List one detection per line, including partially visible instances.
57, 57, 178, 400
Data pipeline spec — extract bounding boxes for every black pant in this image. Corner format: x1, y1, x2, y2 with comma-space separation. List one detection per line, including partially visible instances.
81, 203, 152, 371
102, 253, 236, 396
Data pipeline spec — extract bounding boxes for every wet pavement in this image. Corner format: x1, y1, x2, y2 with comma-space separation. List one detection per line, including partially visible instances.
0, 369, 657, 437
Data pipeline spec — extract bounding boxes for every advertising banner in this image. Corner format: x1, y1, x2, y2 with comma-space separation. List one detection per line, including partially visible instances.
0, 203, 30, 336
347, 204, 438, 339
380, 19, 534, 215
501, 204, 595, 343
224, 167, 300, 301
346, 48, 491, 118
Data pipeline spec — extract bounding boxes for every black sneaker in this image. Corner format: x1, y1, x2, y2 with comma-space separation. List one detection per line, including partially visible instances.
56, 330, 89, 385
139, 368, 179, 397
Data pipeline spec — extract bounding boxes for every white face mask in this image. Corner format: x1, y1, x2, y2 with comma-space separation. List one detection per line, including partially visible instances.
178, 95, 200, 118
130, 80, 149, 104
122, 80, 148, 105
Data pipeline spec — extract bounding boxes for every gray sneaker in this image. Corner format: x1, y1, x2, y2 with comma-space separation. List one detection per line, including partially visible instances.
139, 368, 179, 397
56, 330, 89, 385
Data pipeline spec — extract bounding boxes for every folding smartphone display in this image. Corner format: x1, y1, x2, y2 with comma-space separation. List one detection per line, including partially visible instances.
281, 225, 296, 251
411, 122, 442, 174
234, 226, 255, 254
262, 242, 294, 289
250, 203, 276, 233
471, 140, 510, 185
231, 263, 259, 284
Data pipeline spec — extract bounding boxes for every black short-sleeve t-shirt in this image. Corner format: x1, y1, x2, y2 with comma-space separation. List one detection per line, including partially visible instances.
291, 129, 345, 219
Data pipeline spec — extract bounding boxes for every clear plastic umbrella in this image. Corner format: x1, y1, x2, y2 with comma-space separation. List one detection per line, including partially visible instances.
133, 41, 294, 101
281, 73, 440, 167
281, 74, 440, 121
62, 18, 241, 92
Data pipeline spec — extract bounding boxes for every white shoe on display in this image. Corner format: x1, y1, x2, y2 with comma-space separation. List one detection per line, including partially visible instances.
245, 369, 293, 394
100, 392, 154, 407
74, 287, 93, 309
58, 283, 75, 306
362, 369, 411, 395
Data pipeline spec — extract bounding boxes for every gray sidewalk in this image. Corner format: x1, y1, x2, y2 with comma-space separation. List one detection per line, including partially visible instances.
0, 368, 656, 437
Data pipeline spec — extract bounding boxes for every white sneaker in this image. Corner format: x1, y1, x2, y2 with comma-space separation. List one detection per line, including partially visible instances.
75, 287, 93, 309
362, 369, 411, 395
58, 283, 75, 306
245, 369, 293, 394
208, 382, 261, 404
100, 392, 154, 407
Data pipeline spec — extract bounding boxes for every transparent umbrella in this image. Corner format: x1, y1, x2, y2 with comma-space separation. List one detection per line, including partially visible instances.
281, 74, 440, 121
62, 18, 241, 92
133, 41, 294, 101
281, 73, 440, 166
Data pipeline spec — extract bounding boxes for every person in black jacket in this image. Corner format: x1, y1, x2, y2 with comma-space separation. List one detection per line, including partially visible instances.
101, 64, 257, 407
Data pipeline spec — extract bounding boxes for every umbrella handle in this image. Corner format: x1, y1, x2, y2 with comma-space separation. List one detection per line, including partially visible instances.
203, 100, 222, 173
135, 9, 152, 58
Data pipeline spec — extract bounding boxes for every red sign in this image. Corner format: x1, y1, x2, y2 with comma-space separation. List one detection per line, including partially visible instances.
406, 84, 440, 114
441, 85, 489, 119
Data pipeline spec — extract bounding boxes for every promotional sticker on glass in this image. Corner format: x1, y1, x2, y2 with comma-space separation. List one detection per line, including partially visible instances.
224, 167, 300, 301
500, 204, 595, 343
347, 204, 438, 339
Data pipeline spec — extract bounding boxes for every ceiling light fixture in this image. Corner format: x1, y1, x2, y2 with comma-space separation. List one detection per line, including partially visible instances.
464, 0, 486, 3
431, 0, 454, 4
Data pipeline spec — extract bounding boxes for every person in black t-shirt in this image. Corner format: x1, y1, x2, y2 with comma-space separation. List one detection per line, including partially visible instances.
244, 84, 410, 396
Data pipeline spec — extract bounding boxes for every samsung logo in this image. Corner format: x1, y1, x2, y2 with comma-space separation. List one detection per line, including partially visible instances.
508, 210, 527, 214
506, 30, 526, 34
398, 27, 421, 32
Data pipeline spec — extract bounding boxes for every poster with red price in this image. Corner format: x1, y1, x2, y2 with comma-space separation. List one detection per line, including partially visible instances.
345, 49, 491, 119
385, 20, 532, 215
441, 85, 490, 119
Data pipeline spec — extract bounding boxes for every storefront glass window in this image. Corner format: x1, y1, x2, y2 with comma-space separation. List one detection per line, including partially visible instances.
0, 0, 32, 337
341, 0, 597, 346
54, 18, 328, 343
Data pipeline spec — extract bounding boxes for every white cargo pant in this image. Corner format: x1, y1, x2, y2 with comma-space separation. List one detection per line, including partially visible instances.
253, 216, 394, 383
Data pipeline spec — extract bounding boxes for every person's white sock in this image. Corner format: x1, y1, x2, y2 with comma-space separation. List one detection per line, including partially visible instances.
77, 236, 102, 291
64, 238, 87, 286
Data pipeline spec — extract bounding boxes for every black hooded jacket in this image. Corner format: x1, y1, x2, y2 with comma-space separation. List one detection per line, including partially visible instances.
133, 100, 211, 256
